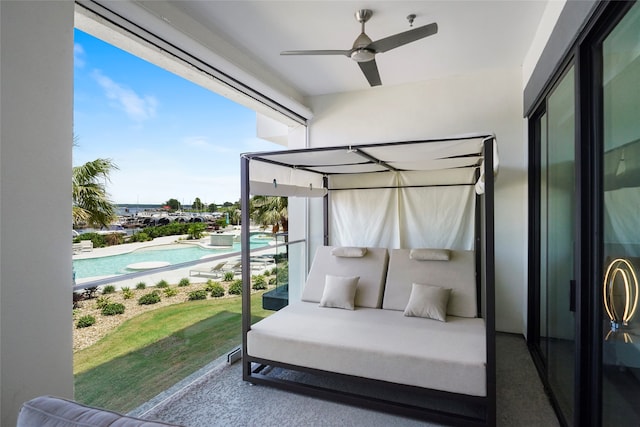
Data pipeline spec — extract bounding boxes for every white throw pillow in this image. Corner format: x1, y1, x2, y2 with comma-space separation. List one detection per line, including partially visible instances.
319, 275, 359, 310
409, 248, 451, 261
330, 246, 368, 258
403, 283, 451, 322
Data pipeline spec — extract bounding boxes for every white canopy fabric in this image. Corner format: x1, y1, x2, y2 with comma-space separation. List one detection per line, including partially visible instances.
243, 133, 497, 250
245, 134, 498, 196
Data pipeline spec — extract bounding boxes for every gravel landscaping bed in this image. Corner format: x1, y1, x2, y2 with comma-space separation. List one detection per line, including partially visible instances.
73, 282, 239, 352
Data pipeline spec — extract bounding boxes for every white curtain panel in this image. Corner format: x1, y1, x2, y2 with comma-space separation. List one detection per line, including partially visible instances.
330, 188, 400, 248
329, 185, 475, 250
398, 186, 475, 250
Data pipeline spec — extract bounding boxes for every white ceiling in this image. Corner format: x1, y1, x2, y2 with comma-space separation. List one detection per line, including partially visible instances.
163, 1, 549, 98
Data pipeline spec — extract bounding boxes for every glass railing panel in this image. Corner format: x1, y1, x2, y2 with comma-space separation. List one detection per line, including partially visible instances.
254, 237, 305, 313
72, 230, 303, 414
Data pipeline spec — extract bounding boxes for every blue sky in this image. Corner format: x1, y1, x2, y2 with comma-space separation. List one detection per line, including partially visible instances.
73, 29, 279, 206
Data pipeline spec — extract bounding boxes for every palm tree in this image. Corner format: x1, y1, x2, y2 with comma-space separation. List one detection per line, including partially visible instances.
249, 196, 288, 233
72, 158, 119, 228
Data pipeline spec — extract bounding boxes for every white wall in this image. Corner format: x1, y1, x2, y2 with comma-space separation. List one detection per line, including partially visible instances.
306, 68, 528, 333
0, 1, 75, 425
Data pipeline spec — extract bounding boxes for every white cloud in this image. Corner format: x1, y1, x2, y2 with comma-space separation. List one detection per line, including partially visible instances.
91, 70, 158, 122
74, 43, 86, 68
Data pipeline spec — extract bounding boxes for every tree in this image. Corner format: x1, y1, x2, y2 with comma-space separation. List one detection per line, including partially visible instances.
207, 203, 217, 212
72, 158, 119, 228
164, 198, 180, 210
230, 209, 241, 225
250, 196, 288, 233
192, 197, 204, 211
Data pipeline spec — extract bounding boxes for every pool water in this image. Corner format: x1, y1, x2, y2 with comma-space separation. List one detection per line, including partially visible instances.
73, 241, 268, 279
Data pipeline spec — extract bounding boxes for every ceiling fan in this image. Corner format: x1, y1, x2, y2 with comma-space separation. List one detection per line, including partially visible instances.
281, 9, 438, 87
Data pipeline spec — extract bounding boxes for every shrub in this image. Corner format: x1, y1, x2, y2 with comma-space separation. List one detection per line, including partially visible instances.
276, 262, 289, 286
178, 277, 190, 287
73, 292, 84, 309
135, 282, 147, 290
138, 291, 161, 305
141, 223, 191, 239
102, 285, 116, 294
187, 223, 206, 239
273, 253, 288, 264
223, 271, 235, 282
209, 282, 225, 298
101, 302, 125, 316
252, 275, 267, 290
103, 232, 124, 246
268, 277, 276, 286
156, 279, 169, 288
204, 280, 215, 291
228, 279, 243, 295
82, 287, 99, 300
188, 289, 208, 301
76, 233, 106, 248
76, 315, 96, 328
95, 296, 111, 309
163, 287, 178, 297
128, 232, 151, 243
121, 287, 134, 300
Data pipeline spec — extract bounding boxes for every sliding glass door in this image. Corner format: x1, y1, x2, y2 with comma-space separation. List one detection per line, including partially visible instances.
534, 66, 576, 424
529, 2, 640, 426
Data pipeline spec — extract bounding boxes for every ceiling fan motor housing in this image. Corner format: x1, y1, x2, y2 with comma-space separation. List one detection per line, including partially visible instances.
351, 29, 375, 62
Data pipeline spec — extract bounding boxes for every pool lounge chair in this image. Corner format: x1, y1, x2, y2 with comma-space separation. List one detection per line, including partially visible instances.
189, 261, 226, 278
227, 261, 243, 274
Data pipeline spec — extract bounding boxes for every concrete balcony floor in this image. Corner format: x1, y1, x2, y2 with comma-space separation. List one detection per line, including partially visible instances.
130, 333, 559, 427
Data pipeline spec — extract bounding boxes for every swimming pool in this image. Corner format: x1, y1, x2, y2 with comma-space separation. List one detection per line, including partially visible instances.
73, 241, 269, 279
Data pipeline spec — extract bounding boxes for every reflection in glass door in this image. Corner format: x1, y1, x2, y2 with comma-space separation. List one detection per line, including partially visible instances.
601, 3, 640, 425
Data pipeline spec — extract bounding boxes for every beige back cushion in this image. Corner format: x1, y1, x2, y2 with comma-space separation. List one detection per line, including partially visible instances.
383, 249, 477, 317
301, 246, 389, 308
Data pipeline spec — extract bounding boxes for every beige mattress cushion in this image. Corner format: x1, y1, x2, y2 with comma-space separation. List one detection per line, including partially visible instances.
382, 249, 477, 318
248, 302, 486, 396
301, 246, 389, 308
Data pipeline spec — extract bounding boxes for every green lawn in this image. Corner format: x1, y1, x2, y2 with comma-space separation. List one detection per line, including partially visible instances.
74, 292, 271, 413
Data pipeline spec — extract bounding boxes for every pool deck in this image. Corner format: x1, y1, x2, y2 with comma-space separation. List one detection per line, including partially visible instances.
73, 235, 199, 260
74, 230, 277, 289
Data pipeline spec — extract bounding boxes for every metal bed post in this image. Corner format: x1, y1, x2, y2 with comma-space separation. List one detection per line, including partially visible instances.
323, 176, 329, 246
484, 137, 497, 425
241, 155, 252, 380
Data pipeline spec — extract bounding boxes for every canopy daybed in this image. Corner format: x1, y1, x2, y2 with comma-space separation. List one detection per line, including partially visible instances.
240, 134, 496, 426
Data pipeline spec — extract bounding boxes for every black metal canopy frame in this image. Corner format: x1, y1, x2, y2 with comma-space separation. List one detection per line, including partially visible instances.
240, 135, 496, 426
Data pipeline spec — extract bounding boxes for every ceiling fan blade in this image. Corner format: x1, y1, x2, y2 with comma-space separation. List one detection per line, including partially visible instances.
358, 59, 381, 87
368, 22, 438, 53
281, 50, 351, 56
